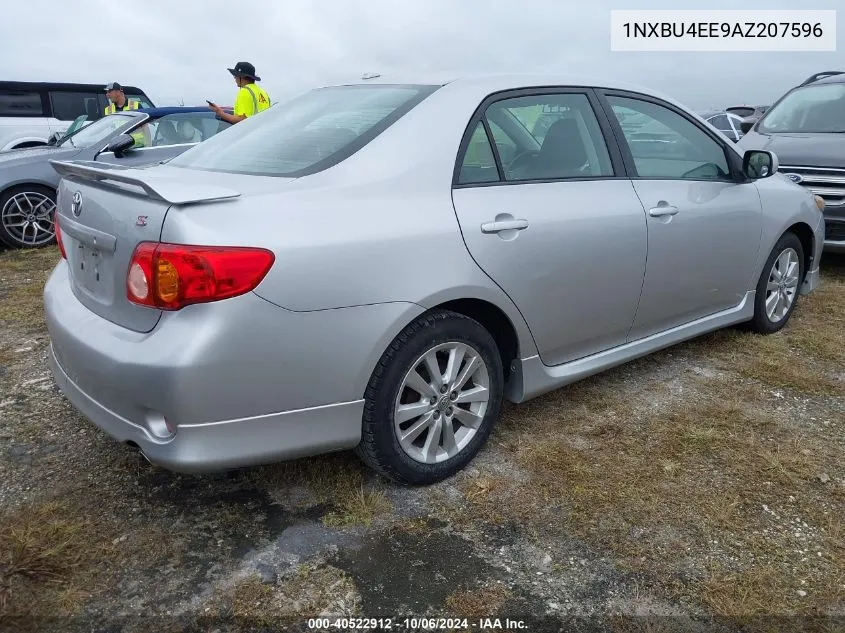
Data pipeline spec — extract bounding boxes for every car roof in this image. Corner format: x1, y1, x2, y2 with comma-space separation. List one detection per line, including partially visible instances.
0, 80, 148, 94
804, 73, 845, 86
326, 72, 683, 105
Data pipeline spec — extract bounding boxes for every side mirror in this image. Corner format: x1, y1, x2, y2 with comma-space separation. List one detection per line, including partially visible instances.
743, 150, 778, 179
740, 119, 755, 134
105, 134, 135, 157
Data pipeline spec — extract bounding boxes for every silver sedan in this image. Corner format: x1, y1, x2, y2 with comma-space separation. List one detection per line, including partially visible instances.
44, 74, 825, 484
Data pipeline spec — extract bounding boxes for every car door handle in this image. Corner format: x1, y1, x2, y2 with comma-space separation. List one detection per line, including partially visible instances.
481, 219, 529, 233
648, 205, 679, 217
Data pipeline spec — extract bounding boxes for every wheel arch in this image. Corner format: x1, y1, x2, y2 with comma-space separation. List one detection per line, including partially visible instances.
359, 289, 537, 405
2, 180, 58, 196
12, 141, 48, 149
2, 137, 49, 151
783, 221, 816, 280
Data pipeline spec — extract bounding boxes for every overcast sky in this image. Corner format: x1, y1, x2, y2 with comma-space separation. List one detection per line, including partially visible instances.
0, 0, 840, 110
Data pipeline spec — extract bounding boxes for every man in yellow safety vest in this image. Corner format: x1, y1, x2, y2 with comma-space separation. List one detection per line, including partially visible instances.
104, 82, 140, 115
208, 62, 270, 124
103, 82, 147, 148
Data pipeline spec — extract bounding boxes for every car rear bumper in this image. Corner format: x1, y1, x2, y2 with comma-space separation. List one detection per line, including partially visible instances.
48, 343, 364, 472
44, 262, 422, 472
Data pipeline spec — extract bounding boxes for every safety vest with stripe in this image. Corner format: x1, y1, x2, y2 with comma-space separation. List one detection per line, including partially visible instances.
104, 100, 146, 148
235, 84, 271, 118
104, 99, 140, 115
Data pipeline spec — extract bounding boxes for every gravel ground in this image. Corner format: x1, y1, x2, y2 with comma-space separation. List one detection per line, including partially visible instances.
1, 246, 843, 633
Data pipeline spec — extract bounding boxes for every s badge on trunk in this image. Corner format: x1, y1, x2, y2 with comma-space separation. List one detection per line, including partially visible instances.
71, 191, 82, 217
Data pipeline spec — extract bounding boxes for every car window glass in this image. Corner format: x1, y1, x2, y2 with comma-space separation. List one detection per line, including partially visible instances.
129, 96, 154, 109
457, 122, 499, 184
50, 92, 101, 121
58, 113, 133, 149
758, 83, 845, 133
609, 97, 731, 180
485, 93, 614, 182
169, 84, 437, 177
0, 90, 43, 116
149, 113, 232, 147
708, 114, 730, 130
487, 121, 519, 163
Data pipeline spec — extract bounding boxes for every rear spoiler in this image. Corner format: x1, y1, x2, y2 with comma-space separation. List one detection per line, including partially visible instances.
50, 160, 240, 205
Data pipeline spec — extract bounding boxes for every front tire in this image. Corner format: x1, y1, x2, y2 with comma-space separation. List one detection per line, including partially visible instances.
747, 232, 804, 334
356, 310, 504, 485
0, 185, 57, 249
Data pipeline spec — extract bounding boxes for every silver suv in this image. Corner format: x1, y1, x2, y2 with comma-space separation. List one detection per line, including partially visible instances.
739, 71, 845, 253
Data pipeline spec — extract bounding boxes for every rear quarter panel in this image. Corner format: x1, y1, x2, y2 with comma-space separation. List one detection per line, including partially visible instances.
0, 154, 71, 192
158, 81, 540, 357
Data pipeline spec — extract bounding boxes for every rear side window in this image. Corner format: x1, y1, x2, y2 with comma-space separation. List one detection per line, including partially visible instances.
169, 84, 438, 177
0, 90, 43, 116
486, 93, 614, 182
50, 92, 101, 121
457, 122, 499, 184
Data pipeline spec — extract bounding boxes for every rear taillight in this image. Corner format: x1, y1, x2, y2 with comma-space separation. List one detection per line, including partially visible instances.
55, 213, 67, 259
126, 242, 275, 310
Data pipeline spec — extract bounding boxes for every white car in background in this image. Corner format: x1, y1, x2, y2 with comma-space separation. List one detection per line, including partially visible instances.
0, 81, 154, 151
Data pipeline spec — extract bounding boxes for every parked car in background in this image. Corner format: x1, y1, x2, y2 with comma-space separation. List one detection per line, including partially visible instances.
700, 110, 746, 142
739, 71, 845, 253
0, 107, 230, 248
44, 74, 823, 485
0, 81, 154, 151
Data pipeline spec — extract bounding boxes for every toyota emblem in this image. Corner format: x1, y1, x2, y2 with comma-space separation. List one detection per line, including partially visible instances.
71, 191, 83, 217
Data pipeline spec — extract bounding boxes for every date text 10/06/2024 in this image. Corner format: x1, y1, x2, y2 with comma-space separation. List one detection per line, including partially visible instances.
307, 618, 528, 630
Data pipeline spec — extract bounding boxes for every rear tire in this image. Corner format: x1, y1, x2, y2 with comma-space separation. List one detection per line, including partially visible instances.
747, 232, 804, 334
0, 185, 57, 249
355, 310, 504, 485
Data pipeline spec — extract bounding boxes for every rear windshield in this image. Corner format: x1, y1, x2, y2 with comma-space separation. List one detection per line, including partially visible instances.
169, 84, 438, 177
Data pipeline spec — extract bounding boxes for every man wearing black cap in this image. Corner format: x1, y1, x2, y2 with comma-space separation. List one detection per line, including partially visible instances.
208, 62, 270, 124
104, 82, 140, 115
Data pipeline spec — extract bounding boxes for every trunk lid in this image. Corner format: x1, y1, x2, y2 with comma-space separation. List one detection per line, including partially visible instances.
51, 160, 240, 333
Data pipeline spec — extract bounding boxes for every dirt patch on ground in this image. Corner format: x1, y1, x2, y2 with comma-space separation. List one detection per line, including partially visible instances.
1, 246, 843, 632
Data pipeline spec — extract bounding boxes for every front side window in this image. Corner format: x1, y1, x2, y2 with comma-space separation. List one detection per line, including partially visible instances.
609, 97, 731, 181
484, 93, 614, 182
58, 113, 134, 149
169, 84, 438, 177
0, 90, 43, 116
757, 83, 845, 133
140, 112, 232, 147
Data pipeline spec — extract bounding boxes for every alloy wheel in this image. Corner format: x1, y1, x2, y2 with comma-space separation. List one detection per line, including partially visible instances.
1, 191, 56, 247
765, 247, 800, 323
394, 342, 490, 464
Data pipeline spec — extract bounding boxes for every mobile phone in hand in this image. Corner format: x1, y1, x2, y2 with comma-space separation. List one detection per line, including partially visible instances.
206, 100, 215, 106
